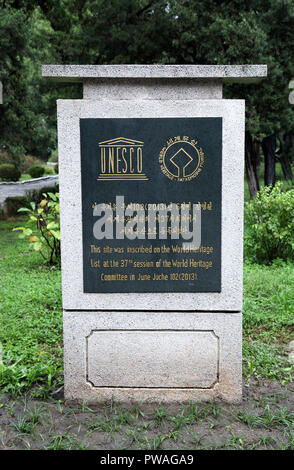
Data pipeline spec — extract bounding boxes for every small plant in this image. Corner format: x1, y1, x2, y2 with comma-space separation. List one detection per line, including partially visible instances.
12, 416, 37, 435
13, 191, 60, 265
0, 163, 21, 181
27, 165, 45, 179
237, 410, 263, 428
244, 182, 294, 264
154, 402, 167, 427
46, 433, 87, 450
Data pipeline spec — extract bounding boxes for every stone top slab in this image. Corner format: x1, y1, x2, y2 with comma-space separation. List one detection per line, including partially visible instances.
42, 64, 267, 83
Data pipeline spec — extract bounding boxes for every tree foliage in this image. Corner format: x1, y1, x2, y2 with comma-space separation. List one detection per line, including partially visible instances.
0, 0, 293, 163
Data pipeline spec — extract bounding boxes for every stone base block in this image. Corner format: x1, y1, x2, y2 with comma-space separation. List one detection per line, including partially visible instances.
63, 311, 242, 403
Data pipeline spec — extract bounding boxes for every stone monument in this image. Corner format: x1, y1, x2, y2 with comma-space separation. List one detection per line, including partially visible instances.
42, 64, 267, 403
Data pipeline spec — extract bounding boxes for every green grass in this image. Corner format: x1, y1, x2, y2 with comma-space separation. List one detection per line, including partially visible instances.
0, 217, 293, 397
243, 262, 294, 383
19, 174, 32, 182
0, 218, 63, 397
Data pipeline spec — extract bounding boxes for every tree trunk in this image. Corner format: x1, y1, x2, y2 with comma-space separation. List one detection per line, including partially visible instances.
254, 140, 261, 171
262, 135, 276, 187
245, 131, 260, 198
276, 133, 293, 181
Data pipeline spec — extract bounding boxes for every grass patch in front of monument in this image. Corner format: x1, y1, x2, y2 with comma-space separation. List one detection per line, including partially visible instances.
0, 218, 63, 398
0, 217, 293, 398
1, 382, 294, 450
243, 262, 294, 384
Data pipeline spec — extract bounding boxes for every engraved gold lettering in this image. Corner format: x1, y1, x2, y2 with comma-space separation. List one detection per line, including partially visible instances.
137, 147, 143, 173
116, 147, 121, 173
122, 148, 128, 173
129, 147, 134, 173
108, 148, 115, 173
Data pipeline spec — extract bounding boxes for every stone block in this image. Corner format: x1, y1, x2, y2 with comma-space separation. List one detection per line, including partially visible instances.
63, 310, 242, 403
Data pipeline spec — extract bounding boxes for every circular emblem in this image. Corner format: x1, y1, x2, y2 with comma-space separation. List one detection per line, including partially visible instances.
159, 136, 204, 182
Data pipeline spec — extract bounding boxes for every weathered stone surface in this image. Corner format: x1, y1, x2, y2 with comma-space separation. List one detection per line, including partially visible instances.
63, 310, 242, 403
83, 78, 223, 100
42, 64, 267, 82
87, 330, 218, 388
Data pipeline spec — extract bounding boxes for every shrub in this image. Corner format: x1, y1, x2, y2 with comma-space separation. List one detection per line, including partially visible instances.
22, 155, 43, 173
0, 163, 21, 181
27, 165, 45, 179
55, 163, 58, 174
5, 196, 30, 217
43, 165, 55, 175
244, 182, 294, 264
13, 192, 60, 265
38, 184, 59, 195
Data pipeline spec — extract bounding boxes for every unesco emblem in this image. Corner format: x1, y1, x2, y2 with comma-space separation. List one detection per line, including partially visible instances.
98, 137, 148, 181
159, 136, 204, 182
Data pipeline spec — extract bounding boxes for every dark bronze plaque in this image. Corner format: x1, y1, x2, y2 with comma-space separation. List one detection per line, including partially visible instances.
80, 117, 222, 293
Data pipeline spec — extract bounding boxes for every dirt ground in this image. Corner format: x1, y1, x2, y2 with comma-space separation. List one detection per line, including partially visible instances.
0, 379, 293, 450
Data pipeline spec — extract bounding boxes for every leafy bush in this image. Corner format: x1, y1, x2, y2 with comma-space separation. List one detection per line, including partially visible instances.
55, 163, 58, 174
22, 155, 43, 173
5, 196, 30, 217
43, 165, 55, 175
0, 163, 21, 181
13, 192, 60, 265
27, 165, 45, 178
244, 183, 294, 264
38, 184, 59, 195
